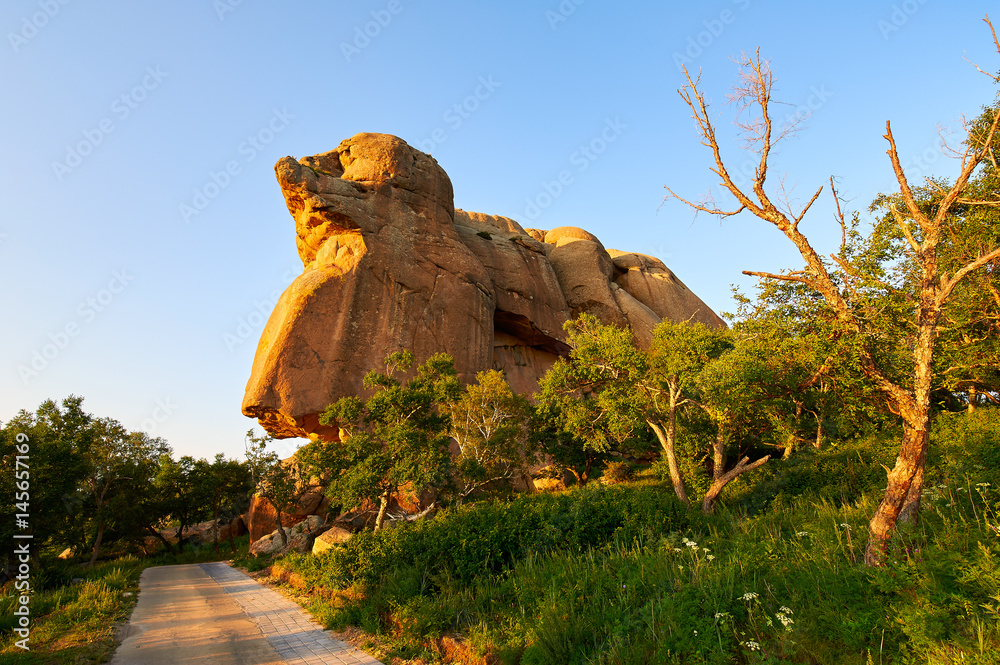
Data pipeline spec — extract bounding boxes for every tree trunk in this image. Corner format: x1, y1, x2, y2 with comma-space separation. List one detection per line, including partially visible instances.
783, 402, 804, 459
899, 463, 925, 524
87, 521, 105, 568
212, 501, 221, 555
782, 432, 796, 460
813, 411, 824, 450
228, 517, 237, 553
144, 524, 177, 555
865, 303, 936, 565
711, 428, 725, 483
968, 386, 978, 413
864, 424, 929, 565
648, 416, 690, 507
701, 429, 770, 514
274, 503, 288, 546
176, 522, 187, 554
374, 492, 390, 532
582, 454, 595, 484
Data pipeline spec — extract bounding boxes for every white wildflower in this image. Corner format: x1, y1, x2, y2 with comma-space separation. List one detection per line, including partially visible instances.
796, 531, 809, 537
779, 606, 793, 614
739, 591, 758, 601
743, 640, 761, 651
706, 554, 715, 561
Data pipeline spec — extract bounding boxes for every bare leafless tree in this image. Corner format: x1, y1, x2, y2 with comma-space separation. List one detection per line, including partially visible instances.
667, 19, 1000, 565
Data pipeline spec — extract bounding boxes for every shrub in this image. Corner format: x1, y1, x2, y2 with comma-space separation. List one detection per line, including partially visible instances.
601, 461, 633, 484
278, 483, 690, 595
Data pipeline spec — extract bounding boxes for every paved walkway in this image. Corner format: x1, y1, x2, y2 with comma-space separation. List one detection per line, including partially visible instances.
201, 562, 382, 665
110, 562, 382, 665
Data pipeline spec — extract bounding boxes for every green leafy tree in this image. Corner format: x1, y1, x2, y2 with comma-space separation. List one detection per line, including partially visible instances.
318, 351, 459, 531
203, 454, 254, 553
101, 449, 173, 555
647, 318, 734, 505
446, 369, 532, 500
245, 429, 299, 547
0, 396, 93, 565
695, 343, 774, 513
538, 315, 763, 511
83, 420, 169, 566
667, 27, 1000, 562
729, 281, 885, 449
535, 316, 651, 483
154, 455, 210, 553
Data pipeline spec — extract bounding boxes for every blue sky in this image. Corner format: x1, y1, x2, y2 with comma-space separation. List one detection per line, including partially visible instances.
2, 0, 997, 460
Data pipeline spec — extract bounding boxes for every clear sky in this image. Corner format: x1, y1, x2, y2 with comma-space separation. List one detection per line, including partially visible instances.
2, 0, 997, 460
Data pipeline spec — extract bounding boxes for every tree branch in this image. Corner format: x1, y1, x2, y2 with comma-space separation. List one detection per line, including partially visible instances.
938, 246, 1000, 305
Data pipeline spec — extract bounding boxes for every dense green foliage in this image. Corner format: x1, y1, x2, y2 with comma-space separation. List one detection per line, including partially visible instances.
274, 408, 1000, 664
311, 351, 460, 530
280, 483, 692, 591
0, 396, 254, 566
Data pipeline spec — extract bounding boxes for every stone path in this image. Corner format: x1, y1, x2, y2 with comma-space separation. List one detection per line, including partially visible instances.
200, 562, 383, 665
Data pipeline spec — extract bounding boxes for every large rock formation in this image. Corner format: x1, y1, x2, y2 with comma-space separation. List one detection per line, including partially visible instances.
243, 133, 724, 440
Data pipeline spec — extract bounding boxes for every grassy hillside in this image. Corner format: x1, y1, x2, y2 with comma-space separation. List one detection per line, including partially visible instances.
272, 409, 1000, 664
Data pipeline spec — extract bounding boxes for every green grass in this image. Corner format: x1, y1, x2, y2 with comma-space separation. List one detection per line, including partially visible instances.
271, 411, 1000, 664
0, 536, 251, 665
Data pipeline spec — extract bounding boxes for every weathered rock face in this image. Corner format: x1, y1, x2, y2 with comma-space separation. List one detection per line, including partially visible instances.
245, 490, 330, 543
312, 525, 353, 555
243, 133, 724, 439
249, 515, 326, 557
